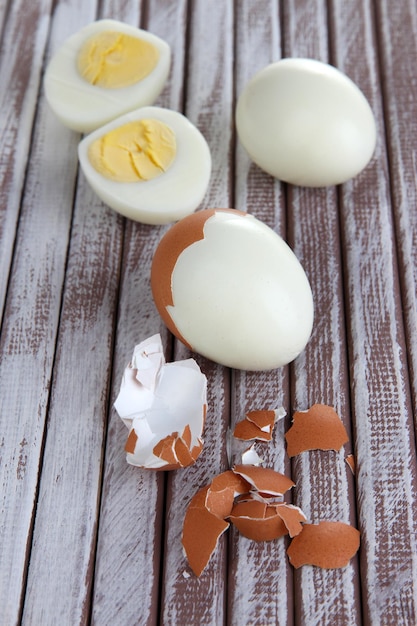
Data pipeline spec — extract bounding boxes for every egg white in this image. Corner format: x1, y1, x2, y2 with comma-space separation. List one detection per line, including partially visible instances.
78, 106, 212, 224
236, 58, 377, 187
44, 19, 171, 133
161, 210, 314, 370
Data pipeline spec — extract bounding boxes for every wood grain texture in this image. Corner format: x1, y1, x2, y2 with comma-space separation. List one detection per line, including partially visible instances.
375, 0, 417, 415
331, 0, 417, 624
0, 2, 95, 623
0, 0, 52, 318
91, 2, 189, 624
228, 3, 294, 625
282, 2, 361, 624
0, 1, 416, 624
160, 2, 235, 623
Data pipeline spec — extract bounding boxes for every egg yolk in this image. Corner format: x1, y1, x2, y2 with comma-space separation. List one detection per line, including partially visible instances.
88, 118, 176, 182
77, 31, 159, 89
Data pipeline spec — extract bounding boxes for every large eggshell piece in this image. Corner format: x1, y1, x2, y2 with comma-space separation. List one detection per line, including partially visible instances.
236, 58, 377, 187
151, 209, 314, 371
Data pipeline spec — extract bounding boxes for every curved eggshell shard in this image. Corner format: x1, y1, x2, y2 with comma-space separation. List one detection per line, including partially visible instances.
150, 208, 238, 348
151, 208, 314, 371
234, 419, 271, 442
287, 521, 360, 569
285, 404, 349, 457
246, 410, 277, 431
206, 470, 251, 519
114, 334, 207, 470
232, 464, 295, 496
182, 486, 230, 577
275, 504, 307, 537
229, 499, 288, 541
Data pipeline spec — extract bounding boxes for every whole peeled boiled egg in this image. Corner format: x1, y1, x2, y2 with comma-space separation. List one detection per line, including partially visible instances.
151, 208, 314, 371
78, 106, 211, 224
236, 58, 377, 187
44, 19, 170, 133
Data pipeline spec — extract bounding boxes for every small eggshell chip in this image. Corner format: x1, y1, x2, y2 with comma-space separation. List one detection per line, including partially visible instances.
234, 408, 283, 441
78, 107, 211, 224
236, 58, 376, 187
285, 404, 349, 457
151, 209, 314, 370
275, 504, 307, 537
287, 521, 360, 569
44, 19, 171, 132
113, 334, 207, 470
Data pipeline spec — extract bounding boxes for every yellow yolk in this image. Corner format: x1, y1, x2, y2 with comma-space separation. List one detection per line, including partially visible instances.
77, 31, 159, 89
88, 118, 176, 182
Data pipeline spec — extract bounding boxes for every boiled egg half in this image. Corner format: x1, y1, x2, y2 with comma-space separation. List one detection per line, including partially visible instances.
236, 58, 377, 187
44, 19, 171, 133
78, 106, 211, 224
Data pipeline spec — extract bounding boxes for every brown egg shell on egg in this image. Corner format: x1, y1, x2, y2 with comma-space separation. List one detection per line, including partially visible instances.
151, 208, 314, 371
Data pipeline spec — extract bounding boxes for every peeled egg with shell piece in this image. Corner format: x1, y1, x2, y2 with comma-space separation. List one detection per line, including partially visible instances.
44, 19, 171, 132
151, 208, 314, 370
236, 58, 377, 187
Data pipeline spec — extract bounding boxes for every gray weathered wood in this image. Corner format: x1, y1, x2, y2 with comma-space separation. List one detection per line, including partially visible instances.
0, 1, 416, 624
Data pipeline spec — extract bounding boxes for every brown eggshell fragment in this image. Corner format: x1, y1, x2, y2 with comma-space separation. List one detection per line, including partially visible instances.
287, 521, 360, 569
229, 499, 288, 541
233, 464, 295, 496
345, 453, 356, 475
153, 433, 179, 466
182, 486, 230, 577
114, 334, 207, 470
233, 418, 272, 442
151, 208, 239, 347
206, 470, 251, 519
125, 429, 138, 454
285, 404, 349, 457
247, 410, 276, 431
275, 504, 306, 537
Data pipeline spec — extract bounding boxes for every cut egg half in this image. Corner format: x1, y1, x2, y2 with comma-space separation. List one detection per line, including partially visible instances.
78, 106, 211, 224
44, 19, 171, 132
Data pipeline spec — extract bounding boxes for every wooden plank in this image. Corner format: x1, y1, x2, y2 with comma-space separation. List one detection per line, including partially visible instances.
330, 0, 417, 623
159, 1, 235, 623
90, 2, 189, 624
227, 2, 295, 625
0, 2, 99, 624
15, 2, 128, 624
0, 0, 53, 319
282, 1, 361, 624
374, 0, 417, 413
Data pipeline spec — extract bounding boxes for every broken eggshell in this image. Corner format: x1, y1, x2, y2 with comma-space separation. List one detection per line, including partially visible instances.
287, 521, 360, 569
182, 465, 298, 576
285, 403, 349, 457
114, 334, 207, 470
150, 208, 314, 371
234, 407, 285, 442
229, 498, 306, 541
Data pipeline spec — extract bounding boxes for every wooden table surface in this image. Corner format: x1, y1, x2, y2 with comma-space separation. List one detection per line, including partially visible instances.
1, 0, 417, 624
